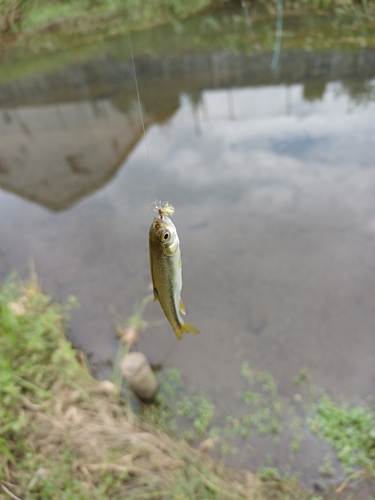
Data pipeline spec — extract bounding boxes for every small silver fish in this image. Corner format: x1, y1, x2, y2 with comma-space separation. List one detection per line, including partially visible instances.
149, 202, 200, 340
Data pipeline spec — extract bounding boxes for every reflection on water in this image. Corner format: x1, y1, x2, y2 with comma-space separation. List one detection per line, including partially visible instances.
1, 47, 375, 210
0, 100, 147, 209
1, 27, 375, 486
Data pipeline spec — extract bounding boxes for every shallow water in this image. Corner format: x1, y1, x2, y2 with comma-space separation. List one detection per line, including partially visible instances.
1, 11, 375, 489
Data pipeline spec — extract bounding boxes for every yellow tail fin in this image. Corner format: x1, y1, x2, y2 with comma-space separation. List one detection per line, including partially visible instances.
174, 322, 201, 340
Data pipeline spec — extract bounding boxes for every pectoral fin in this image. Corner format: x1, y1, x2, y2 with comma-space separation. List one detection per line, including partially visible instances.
153, 287, 159, 302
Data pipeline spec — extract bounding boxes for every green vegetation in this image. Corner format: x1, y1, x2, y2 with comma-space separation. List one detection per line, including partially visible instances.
308, 395, 375, 475
0, 0, 228, 57
0, 273, 83, 460
2, 0, 375, 38
141, 355, 375, 493
1, 0, 375, 91
139, 360, 304, 463
257, 467, 283, 482
318, 454, 336, 477
2, 273, 375, 498
0, 273, 317, 499
1, 0, 375, 62
0, 0, 219, 33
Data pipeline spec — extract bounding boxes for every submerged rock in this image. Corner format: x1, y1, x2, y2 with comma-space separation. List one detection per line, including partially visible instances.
121, 352, 158, 401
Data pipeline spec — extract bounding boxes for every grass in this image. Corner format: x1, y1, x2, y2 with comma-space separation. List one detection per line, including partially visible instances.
0, 0, 214, 32
0, 0, 228, 57
2, 1, 375, 89
308, 395, 375, 475
1, 0, 375, 63
139, 352, 375, 494
2, 0, 375, 35
0, 272, 318, 500
139, 360, 304, 464
2, 272, 375, 498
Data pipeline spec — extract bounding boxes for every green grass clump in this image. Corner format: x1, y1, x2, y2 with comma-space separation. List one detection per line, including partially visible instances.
308, 395, 375, 474
236, 363, 285, 438
257, 466, 282, 481
0, 274, 107, 498
141, 367, 217, 441
0, 274, 84, 476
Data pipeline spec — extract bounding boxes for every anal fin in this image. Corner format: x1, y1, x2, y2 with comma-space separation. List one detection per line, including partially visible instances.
179, 298, 186, 315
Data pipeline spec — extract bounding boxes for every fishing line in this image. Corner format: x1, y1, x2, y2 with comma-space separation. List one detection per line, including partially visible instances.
132, 34, 199, 340
128, 32, 157, 201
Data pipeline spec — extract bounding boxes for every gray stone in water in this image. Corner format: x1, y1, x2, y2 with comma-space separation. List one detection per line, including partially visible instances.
121, 352, 158, 400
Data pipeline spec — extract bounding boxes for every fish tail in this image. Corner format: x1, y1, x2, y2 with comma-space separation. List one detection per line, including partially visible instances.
174, 322, 201, 340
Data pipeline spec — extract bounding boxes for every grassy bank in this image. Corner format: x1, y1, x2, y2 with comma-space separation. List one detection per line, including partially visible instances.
0, 0, 222, 35
2, 9, 375, 90
2, 0, 375, 36
0, 0, 229, 56
0, 273, 319, 500
1, 273, 375, 498
1, 0, 375, 59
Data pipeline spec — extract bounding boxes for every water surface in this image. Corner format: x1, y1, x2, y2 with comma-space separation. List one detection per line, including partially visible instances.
1, 12, 375, 488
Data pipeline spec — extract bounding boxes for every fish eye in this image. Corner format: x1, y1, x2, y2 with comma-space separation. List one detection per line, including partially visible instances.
163, 231, 170, 241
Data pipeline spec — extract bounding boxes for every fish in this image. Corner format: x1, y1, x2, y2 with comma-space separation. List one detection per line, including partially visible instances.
149, 202, 200, 340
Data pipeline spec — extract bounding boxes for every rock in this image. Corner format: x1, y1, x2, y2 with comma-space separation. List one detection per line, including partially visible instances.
121, 352, 158, 401
97, 380, 117, 395
198, 437, 218, 452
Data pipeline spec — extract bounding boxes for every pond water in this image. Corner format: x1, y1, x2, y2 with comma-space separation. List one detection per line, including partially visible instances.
1, 9, 375, 491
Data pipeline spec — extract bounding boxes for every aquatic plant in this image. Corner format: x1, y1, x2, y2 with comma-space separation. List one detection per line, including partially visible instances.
141, 360, 303, 462
308, 395, 375, 475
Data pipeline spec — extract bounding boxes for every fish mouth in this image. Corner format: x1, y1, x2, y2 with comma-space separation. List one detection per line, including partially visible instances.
152, 217, 163, 232
153, 216, 172, 231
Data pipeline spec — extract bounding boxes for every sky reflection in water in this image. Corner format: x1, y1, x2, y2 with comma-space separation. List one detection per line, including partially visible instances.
1, 50, 375, 478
